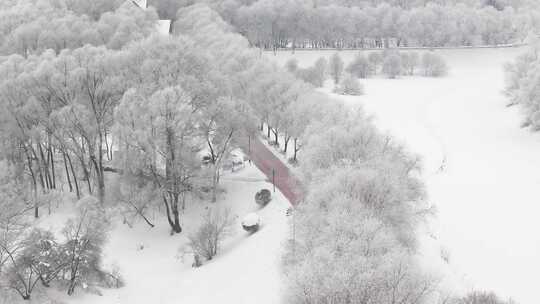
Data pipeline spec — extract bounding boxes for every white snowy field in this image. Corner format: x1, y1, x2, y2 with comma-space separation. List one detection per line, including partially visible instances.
32, 162, 291, 304
267, 47, 538, 304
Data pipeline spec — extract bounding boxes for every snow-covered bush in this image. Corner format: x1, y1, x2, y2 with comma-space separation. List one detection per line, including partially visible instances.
312, 57, 328, 86
454, 291, 515, 304
23, 229, 64, 288
188, 208, 234, 264
296, 68, 318, 87
255, 189, 272, 206
102, 264, 124, 289
0, 195, 118, 300
400, 52, 420, 75
61, 196, 110, 295
504, 43, 540, 129
334, 74, 364, 96
297, 57, 328, 87
2, 253, 38, 300
421, 52, 448, 77
382, 51, 403, 79
346, 53, 371, 78
1, 228, 61, 300
241, 213, 261, 232
286, 58, 299, 73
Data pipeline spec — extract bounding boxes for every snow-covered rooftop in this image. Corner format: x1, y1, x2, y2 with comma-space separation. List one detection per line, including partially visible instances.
156, 19, 171, 35
131, 0, 147, 9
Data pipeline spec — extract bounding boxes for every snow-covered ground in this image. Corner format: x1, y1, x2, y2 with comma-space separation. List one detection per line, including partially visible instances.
267, 47, 538, 304
34, 161, 290, 304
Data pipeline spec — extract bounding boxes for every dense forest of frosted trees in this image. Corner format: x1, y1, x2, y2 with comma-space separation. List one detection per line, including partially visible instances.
0, 0, 158, 57
151, 0, 540, 49
228, 0, 539, 49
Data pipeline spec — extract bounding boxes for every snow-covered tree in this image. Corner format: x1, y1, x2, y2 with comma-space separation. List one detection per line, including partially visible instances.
368, 51, 384, 74
312, 57, 328, 86
202, 97, 247, 202
382, 50, 403, 78
421, 52, 449, 77
401, 51, 420, 75
329, 53, 344, 85
346, 52, 372, 78
284, 92, 332, 163
285, 58, 299, 73
188, 208, 234, 264
296, 57, 327, 87
504, 43, 540, 129
115, 86, 201, 234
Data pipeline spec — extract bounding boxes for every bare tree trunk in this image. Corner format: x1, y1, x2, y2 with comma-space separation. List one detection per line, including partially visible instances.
92, 154, 105, 204
182, 192, 186, 211
109, 140, 113, 161
66, 153, 80, 199
49, 146, 56, 189
283, 135, 290, 153
67, 273, 76, 295
94, 133, 106, 204
212, 167, 218, 203
104, 132, 109, 161
80, 157, 92, 195
25, 149, 39, 218
32, 147, 46, 191
163, 195, 182, 233
47, 134, 56, 189
294, 138, 300, 161
38, 144, 52, 190
62, 150, 73, 193
172, 205, 181, 233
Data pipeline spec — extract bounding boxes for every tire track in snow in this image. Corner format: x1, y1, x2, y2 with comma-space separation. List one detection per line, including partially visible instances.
417, 83, 451, 177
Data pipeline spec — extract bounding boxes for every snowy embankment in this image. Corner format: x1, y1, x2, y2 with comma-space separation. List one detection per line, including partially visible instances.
267, 47, 538, 304
36, 162, 290, 304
